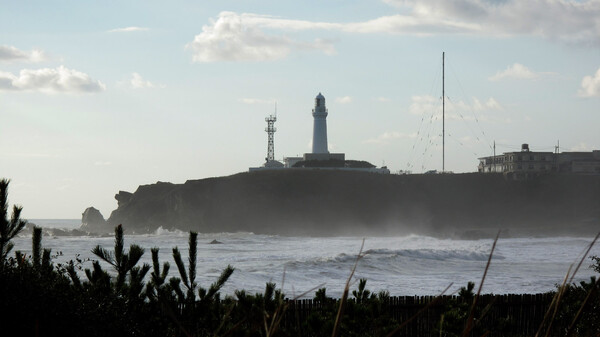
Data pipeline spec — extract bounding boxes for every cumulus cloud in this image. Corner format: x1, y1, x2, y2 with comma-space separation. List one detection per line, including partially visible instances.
383, 0, 600, 46
364, 131, 417, 144
0, 66, 105, 93
578, 67, 600, 97
489, 63, 540, 81
409, 95, 439, 115
335, 96, 352, 104
489, 63, 557, 81
343, 13, 480, 35
130, 72, 163, 89
375, 96, 391, 102
188, 1, 600, 63
108, 27, 149, 33
472, 97, 501, 110
409, 95, 502, 117
186, 12, 336, 62
0, 45, 46, 63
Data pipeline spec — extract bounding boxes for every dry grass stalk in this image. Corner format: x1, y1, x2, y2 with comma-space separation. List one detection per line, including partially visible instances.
563, 231, 600, 337
215, 303, 240, 337
536, 231, 599, 337
460, 231, 500, 337
542, 265, 573, 337
331, 239, 365, 337
569, 232, 600, 284
264, 277, 326, 337
565, 279, 599, 337
535, 265, 573, 337
264, 269, 287, 337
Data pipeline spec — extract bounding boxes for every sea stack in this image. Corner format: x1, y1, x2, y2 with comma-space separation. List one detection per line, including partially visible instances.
80, 206, 108, 232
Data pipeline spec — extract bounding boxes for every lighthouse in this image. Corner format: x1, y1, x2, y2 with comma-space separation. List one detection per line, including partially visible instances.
252, 92, 389, 173
312, 92, 329, 153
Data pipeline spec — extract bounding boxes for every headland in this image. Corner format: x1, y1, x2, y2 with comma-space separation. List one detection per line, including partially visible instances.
82, 170, 600, 238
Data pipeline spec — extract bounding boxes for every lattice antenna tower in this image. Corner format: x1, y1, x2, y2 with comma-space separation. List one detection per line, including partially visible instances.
265, 103, 277, 162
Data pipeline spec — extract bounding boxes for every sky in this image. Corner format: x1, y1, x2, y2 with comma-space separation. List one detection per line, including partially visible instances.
1, 0, 599, 219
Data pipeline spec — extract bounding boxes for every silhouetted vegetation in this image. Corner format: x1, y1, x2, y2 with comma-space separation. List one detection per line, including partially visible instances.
1, 178, 600, 336
0, 178, 27, 264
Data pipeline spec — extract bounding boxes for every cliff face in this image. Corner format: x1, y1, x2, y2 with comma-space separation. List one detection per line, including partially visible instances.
105, 171, 600, 237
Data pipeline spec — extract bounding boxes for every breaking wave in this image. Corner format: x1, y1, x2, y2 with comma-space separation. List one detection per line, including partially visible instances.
284, 247, 503, 272
362, 248, 504, 261
153, 226, 188, 236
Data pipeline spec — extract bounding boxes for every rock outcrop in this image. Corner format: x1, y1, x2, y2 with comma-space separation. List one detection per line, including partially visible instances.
80, 206, 109, 233
101, 170, 600, 238
115, 191, 133, 207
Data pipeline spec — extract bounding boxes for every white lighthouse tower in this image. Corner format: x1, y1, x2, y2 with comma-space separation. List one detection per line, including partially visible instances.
312, 92, 329, 153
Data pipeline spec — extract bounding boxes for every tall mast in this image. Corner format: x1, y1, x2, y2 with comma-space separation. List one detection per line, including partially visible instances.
493, 140, 496, 172
442, 52, 445, 173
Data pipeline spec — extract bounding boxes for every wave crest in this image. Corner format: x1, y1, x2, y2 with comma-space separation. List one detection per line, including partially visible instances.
153, 226, 187, 236
363, 248, 503, 261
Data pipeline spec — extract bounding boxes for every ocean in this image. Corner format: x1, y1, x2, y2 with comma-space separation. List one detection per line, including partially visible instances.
12, 219, 600, 298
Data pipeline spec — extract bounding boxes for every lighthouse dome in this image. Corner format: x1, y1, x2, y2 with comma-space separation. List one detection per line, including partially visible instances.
315, 92, 326, 108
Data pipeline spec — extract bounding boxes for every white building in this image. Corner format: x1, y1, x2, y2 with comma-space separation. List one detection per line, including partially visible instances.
478, 143, 600, 177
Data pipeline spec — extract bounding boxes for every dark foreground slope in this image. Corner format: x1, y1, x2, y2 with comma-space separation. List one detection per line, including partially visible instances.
103, 170, 600, 237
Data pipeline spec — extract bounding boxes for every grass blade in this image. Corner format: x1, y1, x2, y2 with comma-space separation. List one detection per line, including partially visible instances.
331, 239, 365, 337
461, 231, 499, 337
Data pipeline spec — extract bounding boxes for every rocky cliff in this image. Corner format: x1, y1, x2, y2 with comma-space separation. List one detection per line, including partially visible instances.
92, 170, 599, 238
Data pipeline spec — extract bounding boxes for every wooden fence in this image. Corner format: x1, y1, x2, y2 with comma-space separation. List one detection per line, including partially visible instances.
278, 293, 555, 336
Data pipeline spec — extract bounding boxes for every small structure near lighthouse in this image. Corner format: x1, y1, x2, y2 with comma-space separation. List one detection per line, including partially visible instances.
263, 114, 283, 168
249, 111, 284, 171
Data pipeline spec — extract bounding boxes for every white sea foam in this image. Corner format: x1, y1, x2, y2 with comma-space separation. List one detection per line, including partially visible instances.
9, 221, 600, 298
153, 226, 187, 236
